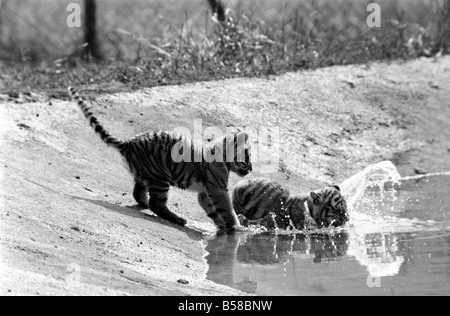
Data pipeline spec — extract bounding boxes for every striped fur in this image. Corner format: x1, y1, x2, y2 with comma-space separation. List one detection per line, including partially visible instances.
232, 178, 349, 230
68, 87, 252, 229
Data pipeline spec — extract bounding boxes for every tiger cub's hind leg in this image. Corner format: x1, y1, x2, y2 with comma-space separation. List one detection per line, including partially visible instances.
198, 192, 226, 229
147, 181, 187, 226
133, 181, 149, 208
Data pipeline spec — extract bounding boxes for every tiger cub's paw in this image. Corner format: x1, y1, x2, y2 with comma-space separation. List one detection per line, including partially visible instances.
232, 225, 248, 233
216, 224, 247, 235
237, 214, 249, 227
176, 217, 188, 226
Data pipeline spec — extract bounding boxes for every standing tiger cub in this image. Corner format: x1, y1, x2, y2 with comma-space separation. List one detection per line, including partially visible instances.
232, 178, 349, 230
68, 87, 252, 230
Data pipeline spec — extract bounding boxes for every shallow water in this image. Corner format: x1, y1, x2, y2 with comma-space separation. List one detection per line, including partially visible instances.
204, 162, 450, 295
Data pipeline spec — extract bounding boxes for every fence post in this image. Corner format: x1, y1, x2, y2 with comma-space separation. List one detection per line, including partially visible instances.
207, 0, 226, 22
84, 0, 101, 60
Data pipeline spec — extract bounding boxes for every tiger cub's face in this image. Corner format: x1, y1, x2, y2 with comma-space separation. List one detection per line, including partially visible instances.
310, 185, 349, 227
221, 131, 252, 177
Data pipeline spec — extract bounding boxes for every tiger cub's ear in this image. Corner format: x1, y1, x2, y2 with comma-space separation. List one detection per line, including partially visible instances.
310, 191, 322, 205
331, 185, 341, 191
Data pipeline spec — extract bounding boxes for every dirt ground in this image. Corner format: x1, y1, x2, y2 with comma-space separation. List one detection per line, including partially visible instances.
1, 56, 450, 296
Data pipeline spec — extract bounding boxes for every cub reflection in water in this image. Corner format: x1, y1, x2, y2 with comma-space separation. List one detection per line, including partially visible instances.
205, 232, 349, 293
205, 231, 411, 294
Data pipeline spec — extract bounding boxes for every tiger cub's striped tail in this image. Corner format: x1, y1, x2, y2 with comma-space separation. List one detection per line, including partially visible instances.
68, 87, 125, 149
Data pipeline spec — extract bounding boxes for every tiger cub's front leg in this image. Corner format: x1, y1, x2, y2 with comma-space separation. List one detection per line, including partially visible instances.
205, 189, 239, 229
198, 192, 226, 228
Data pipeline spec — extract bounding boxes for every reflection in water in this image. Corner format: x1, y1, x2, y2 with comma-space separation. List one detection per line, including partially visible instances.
205, 230, 411, 294
205, 229, 450, 295
205, 161, 450, 295
235, 232, 349, 265
347, 232, 405, 277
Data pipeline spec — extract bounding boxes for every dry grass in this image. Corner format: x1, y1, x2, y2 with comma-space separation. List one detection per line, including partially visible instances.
0, 0, 449, 92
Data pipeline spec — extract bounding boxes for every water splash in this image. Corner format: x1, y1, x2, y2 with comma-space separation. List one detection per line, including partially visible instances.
340, 161, 401, 218
336, 161, 405, 277
339, 161, 450, 277
340, 160, 449, 232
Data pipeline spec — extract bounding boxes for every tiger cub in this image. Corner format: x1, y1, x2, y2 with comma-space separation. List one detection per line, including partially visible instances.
68, 87, 252, 230
232, 178, 349, 230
